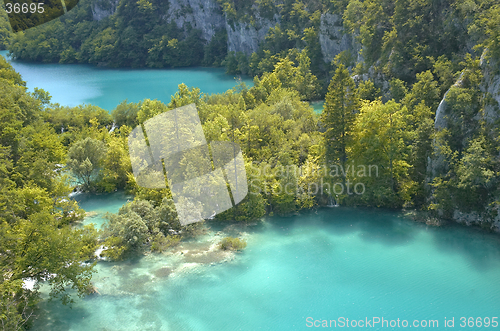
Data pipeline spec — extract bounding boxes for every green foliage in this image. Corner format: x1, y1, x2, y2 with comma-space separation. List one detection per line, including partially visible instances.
42, 104, 113, 145
67, 137, 107, 190
0, 60, 98, 328
357, 79, 379, 101
203, 29, 228, 67
250, 49, 320, 101
112, 100, 141, 128
350, 100, 413, 207
151, 233, 181, 253
100, 236, 127, 261
2, 8, 500, 326
101, 198, 194, 257
321, 62, 359, 186
0, 278, 37, 330
0, 0, 13, 50
389, 78, 408, 103
219, 236, 247, 251
427, 56, 500, 221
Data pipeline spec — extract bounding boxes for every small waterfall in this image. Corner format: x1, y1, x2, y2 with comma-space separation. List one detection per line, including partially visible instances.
109, 122, 117, 133
69, 186, 83, 198
327, 195, 339, 208
94, 246, 109, 260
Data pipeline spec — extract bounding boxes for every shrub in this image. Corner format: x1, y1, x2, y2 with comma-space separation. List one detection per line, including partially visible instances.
219, 237, 247, 251
151, 233, 180, 253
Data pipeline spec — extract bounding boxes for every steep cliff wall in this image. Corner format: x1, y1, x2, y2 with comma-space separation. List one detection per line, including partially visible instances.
166, 0, 225, 42
92, 0, 225, 42
318, 13, 353, 64
429, 51, 500, 231
92, 0, 120, 21
225, 13, 279, 54
91, 0, 358, 61
480, 55, 500, 123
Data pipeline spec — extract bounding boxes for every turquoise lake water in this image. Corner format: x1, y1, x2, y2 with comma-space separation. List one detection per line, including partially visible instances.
72, 191, 134, 229
0, 50, 252, 111
32, 193, 500, 330
311, 100, 324, 114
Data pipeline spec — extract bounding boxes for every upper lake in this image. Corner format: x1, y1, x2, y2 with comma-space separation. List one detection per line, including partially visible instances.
0, 50, 253, 111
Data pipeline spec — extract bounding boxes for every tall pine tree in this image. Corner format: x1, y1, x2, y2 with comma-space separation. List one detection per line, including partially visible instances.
321, 63, 359, 186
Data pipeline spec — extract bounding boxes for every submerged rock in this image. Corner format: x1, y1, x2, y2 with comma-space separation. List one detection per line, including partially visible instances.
153, 267, 172, 278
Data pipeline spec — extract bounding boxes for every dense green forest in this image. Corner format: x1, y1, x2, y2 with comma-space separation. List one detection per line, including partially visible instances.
1, 0, 500, 328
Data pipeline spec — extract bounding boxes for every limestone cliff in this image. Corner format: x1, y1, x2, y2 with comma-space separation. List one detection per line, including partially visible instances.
91, 0, 120, 21
225, 14, 279, 54
166, 0, 225, 42
91, 0, 225, 42
318, 13, 354, 64
480, 54, 500, 124
91, 0, 357, 61
428, 51, 500, 232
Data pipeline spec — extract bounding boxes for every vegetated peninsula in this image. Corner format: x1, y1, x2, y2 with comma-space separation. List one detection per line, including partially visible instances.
0, 0, 500, 328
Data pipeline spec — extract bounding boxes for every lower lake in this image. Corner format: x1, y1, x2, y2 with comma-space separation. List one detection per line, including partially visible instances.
33, 194, 500, 330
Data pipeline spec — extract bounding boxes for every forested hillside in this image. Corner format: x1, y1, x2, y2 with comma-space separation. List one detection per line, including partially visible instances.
0, 0, 13, 49
0, 0, 498, 80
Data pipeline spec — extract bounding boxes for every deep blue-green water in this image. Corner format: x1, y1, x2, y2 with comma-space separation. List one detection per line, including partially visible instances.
32, 195, 500, 330
0, 50, 252, 110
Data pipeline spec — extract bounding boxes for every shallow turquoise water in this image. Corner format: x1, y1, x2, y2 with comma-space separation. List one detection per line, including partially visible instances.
311, 100, 324, 114
33, 202, 500, 330
0, 50, 252, 111
72, 191, 133, 229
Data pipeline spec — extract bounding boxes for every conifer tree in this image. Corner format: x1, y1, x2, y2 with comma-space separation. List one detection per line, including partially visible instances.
321, 62, 359, 186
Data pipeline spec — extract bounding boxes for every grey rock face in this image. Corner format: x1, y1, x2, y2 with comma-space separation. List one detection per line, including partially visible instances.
90, 0, 361, 63
225, 14, 278, 54
91, 0, 119, 21
318, 13, 353, 64
167, 0, 225, 42
92, 0, 225, 42
480, 53, 500, 123
429, 50, 500, 230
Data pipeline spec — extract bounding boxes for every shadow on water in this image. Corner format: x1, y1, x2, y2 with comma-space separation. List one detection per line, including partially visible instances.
269, 207, 417, 247
429, 222, 500, 272
262, 207, 500, 272
34, 300, 91, 331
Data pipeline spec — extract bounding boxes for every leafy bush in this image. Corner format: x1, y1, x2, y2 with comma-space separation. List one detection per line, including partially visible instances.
219, 237, 247, 251
150, 233, 180, 253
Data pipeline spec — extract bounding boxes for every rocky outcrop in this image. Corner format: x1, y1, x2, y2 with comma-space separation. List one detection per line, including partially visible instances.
92, 0, 225, 42
480, 52, 500, 123
428, 50, 500, 232
91, 0, 119, 21
318, 13, 354, 64
429, 71, 466, 179
225, 14, 279, 54
90, 0, 363, 61
166, 0, 225, 42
